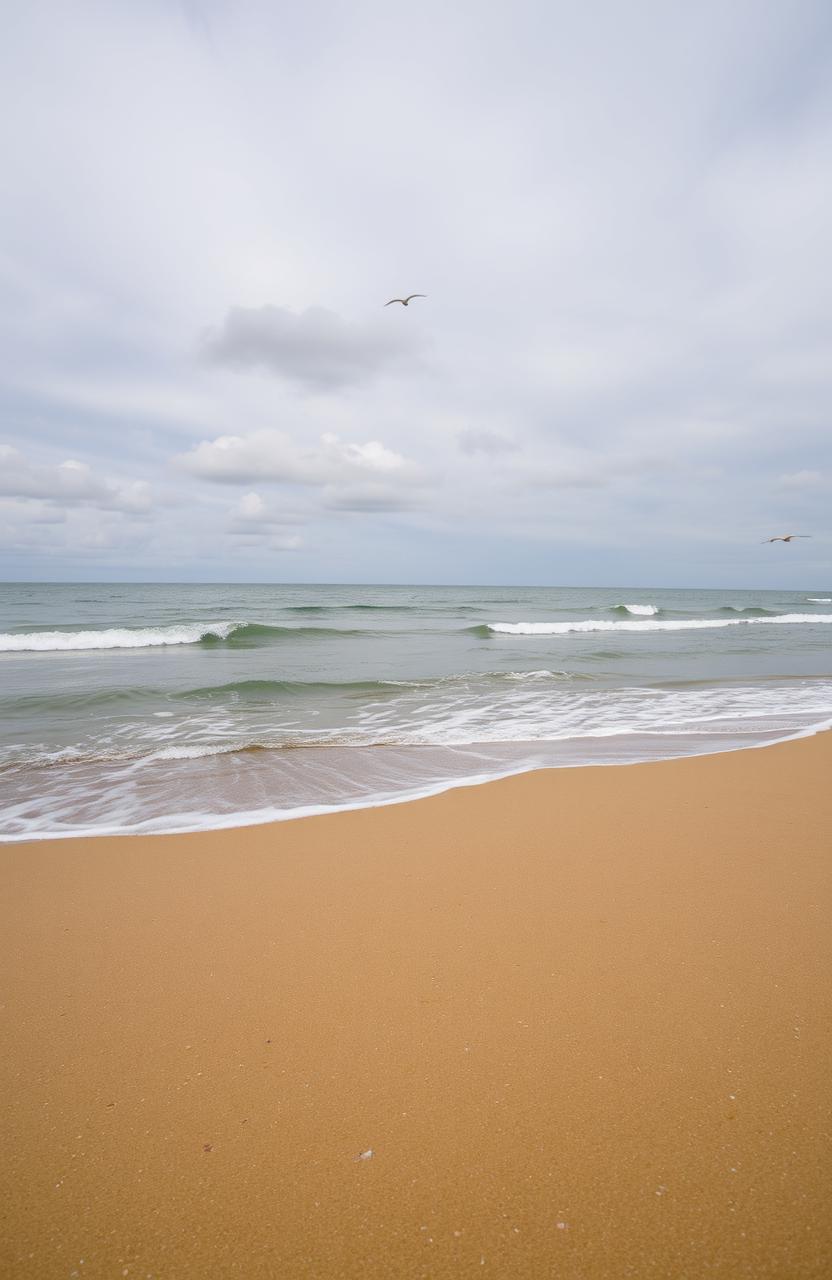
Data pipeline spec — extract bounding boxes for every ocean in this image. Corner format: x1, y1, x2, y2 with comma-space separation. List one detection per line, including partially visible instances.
1, 581, 831, 841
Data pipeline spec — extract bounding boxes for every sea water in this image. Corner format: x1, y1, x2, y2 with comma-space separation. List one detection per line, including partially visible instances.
1, 582, 831, 839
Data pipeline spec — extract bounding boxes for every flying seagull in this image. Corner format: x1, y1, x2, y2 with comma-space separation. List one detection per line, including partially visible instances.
762, 535, 811, 543
384, 294, 426, 307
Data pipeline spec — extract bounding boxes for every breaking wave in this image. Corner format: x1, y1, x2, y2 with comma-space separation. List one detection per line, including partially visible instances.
613, 603, 660, 616
0, 622, 242, 652
177, 670, 582, 702
0, 621, 376, 652
485, 614, 832, 636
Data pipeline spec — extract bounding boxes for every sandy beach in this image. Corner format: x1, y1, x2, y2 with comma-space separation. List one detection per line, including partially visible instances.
2, 734, 831, 1279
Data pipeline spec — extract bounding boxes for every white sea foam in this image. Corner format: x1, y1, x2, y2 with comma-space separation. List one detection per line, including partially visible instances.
807, 598, 831, 603
620, 603, 659, 615
381, 668, 577, 689
0, 622, 241, 652
150, 742, 240, 761
502, 668, 576, 681
488, 613, 832, 635
3, 715, 831, 843
350, 677, 832, 747
3, 581, 831, 843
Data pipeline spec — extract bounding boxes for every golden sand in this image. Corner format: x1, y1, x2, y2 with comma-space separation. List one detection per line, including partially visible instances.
2, 735, 831, 1278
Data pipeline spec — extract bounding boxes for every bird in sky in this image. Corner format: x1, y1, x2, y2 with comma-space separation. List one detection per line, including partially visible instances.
762, 535, 811, 543
384, 294, 426, 307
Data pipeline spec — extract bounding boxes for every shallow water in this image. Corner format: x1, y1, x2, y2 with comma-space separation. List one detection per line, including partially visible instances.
1, 582, 831, 839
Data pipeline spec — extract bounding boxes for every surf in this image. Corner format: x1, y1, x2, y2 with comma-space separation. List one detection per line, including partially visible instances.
485, 614, 832, 635
0, 620, 382, 652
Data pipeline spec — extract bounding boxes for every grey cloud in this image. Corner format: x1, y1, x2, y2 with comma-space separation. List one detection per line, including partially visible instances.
778, 469, 824, 489
524, 467, 608, 491
203, 305, 423, 391
230, 530, 304, 550
2, 2, 832, 583
227, 532, 304, 553
323, 483, 425, 513
457, 430, 519, 456
0, 498, 66, 525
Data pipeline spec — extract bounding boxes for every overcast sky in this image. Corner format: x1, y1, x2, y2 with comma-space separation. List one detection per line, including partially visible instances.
1, 0, 830, 586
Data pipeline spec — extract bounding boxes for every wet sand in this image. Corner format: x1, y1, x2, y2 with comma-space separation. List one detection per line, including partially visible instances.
2, 734, 831, 1278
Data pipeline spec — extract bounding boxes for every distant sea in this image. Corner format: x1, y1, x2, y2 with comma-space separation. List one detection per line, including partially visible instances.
1, 582, 831, 840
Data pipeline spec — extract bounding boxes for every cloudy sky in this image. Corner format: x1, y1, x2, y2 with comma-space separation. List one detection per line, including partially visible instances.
1, 0, 830, 586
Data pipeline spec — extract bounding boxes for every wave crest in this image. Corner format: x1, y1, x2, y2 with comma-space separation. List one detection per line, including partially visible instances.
718, 606, 776, 616
486, 613, 832, 636
0, 620, 381, 653
0, 622, 242, 652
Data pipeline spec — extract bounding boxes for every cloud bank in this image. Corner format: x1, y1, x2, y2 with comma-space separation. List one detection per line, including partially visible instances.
0, 0, 830, 584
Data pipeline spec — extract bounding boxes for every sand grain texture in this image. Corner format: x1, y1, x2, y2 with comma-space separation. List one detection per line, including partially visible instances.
2, 736, 831, 1277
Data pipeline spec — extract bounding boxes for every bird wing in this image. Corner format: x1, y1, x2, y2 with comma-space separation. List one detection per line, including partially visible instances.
384, 299, 404, 306
404, 294, 426, 302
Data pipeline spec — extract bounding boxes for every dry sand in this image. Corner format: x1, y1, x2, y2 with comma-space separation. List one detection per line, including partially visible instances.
2, 735, 831, 1278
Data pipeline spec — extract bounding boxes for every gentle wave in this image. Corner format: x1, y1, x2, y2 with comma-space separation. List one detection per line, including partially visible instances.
807, 598, 831, 603
0, 686, 154, 711
174, 669, 586, 701
283, 603, 418, 613
718, 605, 776, 615
180, 676, 395, 701
0, 669, 589, 712
613, 603, 660, 616
485, 613, 832, 636
229, 622, 373, 640
276, 603, 490, 617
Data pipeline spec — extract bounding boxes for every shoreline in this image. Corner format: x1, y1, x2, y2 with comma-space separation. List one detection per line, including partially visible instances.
3, 714, 831, 844
2, 733, 831, 1276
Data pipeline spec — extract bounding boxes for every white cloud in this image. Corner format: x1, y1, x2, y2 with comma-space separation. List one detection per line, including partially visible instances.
176, 432, 313, 484
177, 430, 421, 488
0, 446, 153, 514
236, 492, 268, 521
228, 490, 306, 536
320, 434, 410, 473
